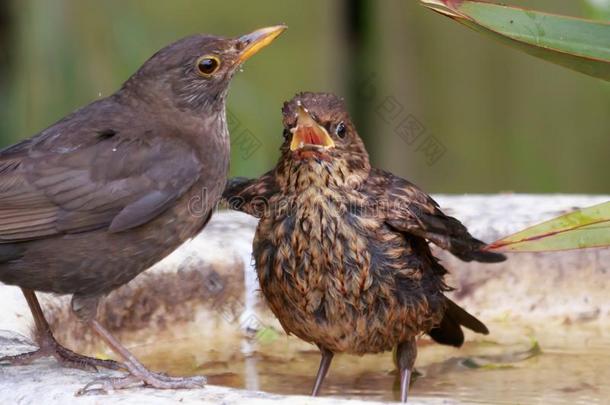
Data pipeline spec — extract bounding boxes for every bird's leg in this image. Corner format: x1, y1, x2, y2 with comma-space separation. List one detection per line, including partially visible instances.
396, 338, 417, 403
77, 318, 206, 395
311, 346, 334, 396
0, 288, 123, 372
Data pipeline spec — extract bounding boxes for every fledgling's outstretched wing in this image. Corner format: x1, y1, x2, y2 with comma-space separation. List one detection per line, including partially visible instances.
222, 171, 278, 218
365, 168, 505, 263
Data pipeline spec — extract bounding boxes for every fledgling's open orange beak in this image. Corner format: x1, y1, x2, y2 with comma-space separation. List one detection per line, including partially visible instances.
290, 104, 335, 151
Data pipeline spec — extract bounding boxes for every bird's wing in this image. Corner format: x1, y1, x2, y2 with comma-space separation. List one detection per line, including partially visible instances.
0, 130, 202, 242
222, 171, 277, 218
367, 169, 505, 263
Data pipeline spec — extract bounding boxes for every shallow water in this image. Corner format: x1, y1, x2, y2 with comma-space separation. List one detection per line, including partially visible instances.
121, 322, 609, 404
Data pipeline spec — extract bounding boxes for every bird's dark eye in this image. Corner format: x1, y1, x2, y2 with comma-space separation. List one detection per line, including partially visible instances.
335, 122, 347, 138
196, 56, 221, 77
283, 128, 291, 140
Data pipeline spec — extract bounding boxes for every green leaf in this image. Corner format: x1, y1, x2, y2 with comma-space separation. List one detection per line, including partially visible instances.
420, 0, 610, 81
487, 201, 610, 252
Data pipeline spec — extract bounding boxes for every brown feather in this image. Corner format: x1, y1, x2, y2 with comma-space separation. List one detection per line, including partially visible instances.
225, 93, 497, 361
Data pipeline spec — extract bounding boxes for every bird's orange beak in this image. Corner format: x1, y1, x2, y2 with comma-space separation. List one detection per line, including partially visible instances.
237, 25, 287, 63
290, 104, 335, 151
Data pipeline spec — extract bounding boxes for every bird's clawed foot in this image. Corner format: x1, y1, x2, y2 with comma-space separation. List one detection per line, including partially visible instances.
78, 318, 206, 395
0, 333, 124, 372
77, 369, 206, 396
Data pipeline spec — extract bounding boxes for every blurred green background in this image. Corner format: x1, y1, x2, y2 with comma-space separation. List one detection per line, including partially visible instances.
0, 0, 608, 193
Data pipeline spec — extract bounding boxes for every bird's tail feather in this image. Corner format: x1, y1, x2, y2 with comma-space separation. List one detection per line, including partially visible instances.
427, 298, 488, 347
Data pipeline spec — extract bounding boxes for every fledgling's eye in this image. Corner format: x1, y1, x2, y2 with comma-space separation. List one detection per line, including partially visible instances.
283, 128, 291, 140
196, 56, 221, 77
335, 122, 347, 139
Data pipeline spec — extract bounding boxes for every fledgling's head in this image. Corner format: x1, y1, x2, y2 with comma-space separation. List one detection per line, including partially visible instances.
277, 92, 371, 190
122, 25, 286, 112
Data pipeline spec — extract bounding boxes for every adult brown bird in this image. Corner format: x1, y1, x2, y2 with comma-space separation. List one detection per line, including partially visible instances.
223, 92, 505, 402
0, 25, 286, 393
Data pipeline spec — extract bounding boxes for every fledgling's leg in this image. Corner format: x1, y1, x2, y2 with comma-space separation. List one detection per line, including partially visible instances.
311, 346, 334, 396
396, 338, 417, 403
72, 295, 206, 395
0, 288, 123, 372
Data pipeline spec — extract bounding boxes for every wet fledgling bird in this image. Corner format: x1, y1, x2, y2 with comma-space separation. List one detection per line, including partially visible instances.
0, 25, 285, 393
223, 92, 505, 402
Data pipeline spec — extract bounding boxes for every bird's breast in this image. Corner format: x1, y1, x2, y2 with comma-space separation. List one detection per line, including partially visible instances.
252, 184, 444, 353
254, 187, 379, 318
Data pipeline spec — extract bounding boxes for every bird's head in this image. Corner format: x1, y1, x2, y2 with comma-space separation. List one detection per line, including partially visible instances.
277, 92, 371, 190
122, 25, 286, 112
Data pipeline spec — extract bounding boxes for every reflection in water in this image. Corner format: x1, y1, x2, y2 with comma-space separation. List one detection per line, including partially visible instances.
239, 246, 261, 392
119, 322, 609, 404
